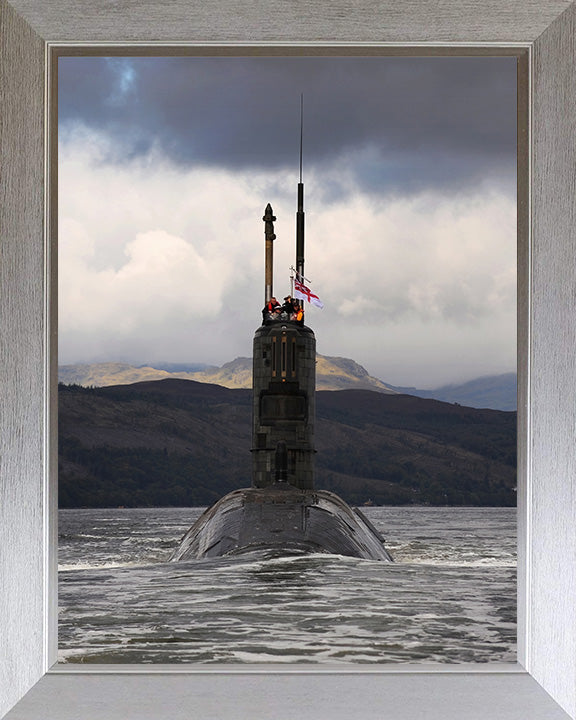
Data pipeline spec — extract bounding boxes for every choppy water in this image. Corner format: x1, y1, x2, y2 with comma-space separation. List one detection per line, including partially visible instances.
58, 506, 516, 664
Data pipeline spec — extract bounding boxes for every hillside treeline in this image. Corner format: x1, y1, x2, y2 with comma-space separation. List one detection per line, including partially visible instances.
58, 380, 516, 508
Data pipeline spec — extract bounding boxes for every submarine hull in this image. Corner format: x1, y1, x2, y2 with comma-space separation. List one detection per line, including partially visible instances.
170, 484, 393, 562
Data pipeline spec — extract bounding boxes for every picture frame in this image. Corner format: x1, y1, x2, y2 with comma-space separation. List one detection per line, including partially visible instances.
1, 1, 576, 718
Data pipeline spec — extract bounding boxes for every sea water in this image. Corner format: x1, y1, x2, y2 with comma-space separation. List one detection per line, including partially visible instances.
58, 506, 516, 664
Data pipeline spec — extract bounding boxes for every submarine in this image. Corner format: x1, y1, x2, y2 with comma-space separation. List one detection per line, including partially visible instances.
170, 172, 393, 563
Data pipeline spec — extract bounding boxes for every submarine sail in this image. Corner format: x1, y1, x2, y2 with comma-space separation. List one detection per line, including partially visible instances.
171, 179, 393, 562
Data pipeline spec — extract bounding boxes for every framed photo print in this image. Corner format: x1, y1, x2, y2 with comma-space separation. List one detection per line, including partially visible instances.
1, 1, 576, 719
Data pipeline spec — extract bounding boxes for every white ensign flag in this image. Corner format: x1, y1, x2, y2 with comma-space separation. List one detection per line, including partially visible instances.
294, 279, 324, 309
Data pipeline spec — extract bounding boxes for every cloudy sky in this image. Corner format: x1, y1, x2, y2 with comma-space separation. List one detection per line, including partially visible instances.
58, 55, 517, 388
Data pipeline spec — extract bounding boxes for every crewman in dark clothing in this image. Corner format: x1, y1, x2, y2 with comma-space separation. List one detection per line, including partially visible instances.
262, 296, 281, 323
281, 295, 296, 317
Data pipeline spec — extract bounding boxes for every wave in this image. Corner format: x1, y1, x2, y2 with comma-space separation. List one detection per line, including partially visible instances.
58, 560, 149, 572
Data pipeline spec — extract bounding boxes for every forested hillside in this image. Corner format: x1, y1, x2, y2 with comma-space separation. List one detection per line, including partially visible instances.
58, 379, 516, 508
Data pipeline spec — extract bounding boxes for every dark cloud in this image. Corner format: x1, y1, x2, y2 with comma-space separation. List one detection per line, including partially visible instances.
58, 55, 516, 196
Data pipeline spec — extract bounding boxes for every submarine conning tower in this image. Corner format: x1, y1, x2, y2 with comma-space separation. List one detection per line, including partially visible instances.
251, 191, 316, 491
169, 164, 394, 562
251, 318, 316, 490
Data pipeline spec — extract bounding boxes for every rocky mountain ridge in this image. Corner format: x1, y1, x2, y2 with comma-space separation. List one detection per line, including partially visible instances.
58, 356, 398, 394
58, 358, 516, 410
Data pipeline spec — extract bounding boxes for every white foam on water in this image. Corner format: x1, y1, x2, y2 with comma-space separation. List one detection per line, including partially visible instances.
401, 557, 516, 568
58, 560, 150, 572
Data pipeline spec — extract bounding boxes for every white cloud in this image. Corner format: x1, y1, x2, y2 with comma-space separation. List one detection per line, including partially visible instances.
304, 188, 516, 325
59, 129, 516, 386
338, 295, 381, 317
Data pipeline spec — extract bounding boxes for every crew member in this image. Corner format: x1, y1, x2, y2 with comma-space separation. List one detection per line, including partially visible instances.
281, 295, 296, 317
262, 296, 280, 323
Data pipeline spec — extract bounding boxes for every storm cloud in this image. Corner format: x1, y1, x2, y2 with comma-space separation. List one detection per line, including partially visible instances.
59, 56, 516, 198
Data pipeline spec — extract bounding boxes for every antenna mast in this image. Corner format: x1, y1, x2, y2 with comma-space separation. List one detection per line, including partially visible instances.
299, 93, 303, 184
263, 203, 276, 304
296, 94, 305, 283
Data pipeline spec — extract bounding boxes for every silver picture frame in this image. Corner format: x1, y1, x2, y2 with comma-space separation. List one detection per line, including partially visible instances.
1, 1, 576, 718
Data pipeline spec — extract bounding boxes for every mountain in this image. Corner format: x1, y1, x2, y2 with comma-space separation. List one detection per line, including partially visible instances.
58, 378, 516, 509
58, 362, 181, 387
181, 357, 253, 388
58, 356, 398, 394
315, 356, 397, 392
391, 373, 517, 411
143, 362, 214, 373
58, 360, 516, 410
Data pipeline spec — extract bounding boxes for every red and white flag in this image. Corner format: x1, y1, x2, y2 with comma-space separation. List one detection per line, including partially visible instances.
294, 278, 324, 309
